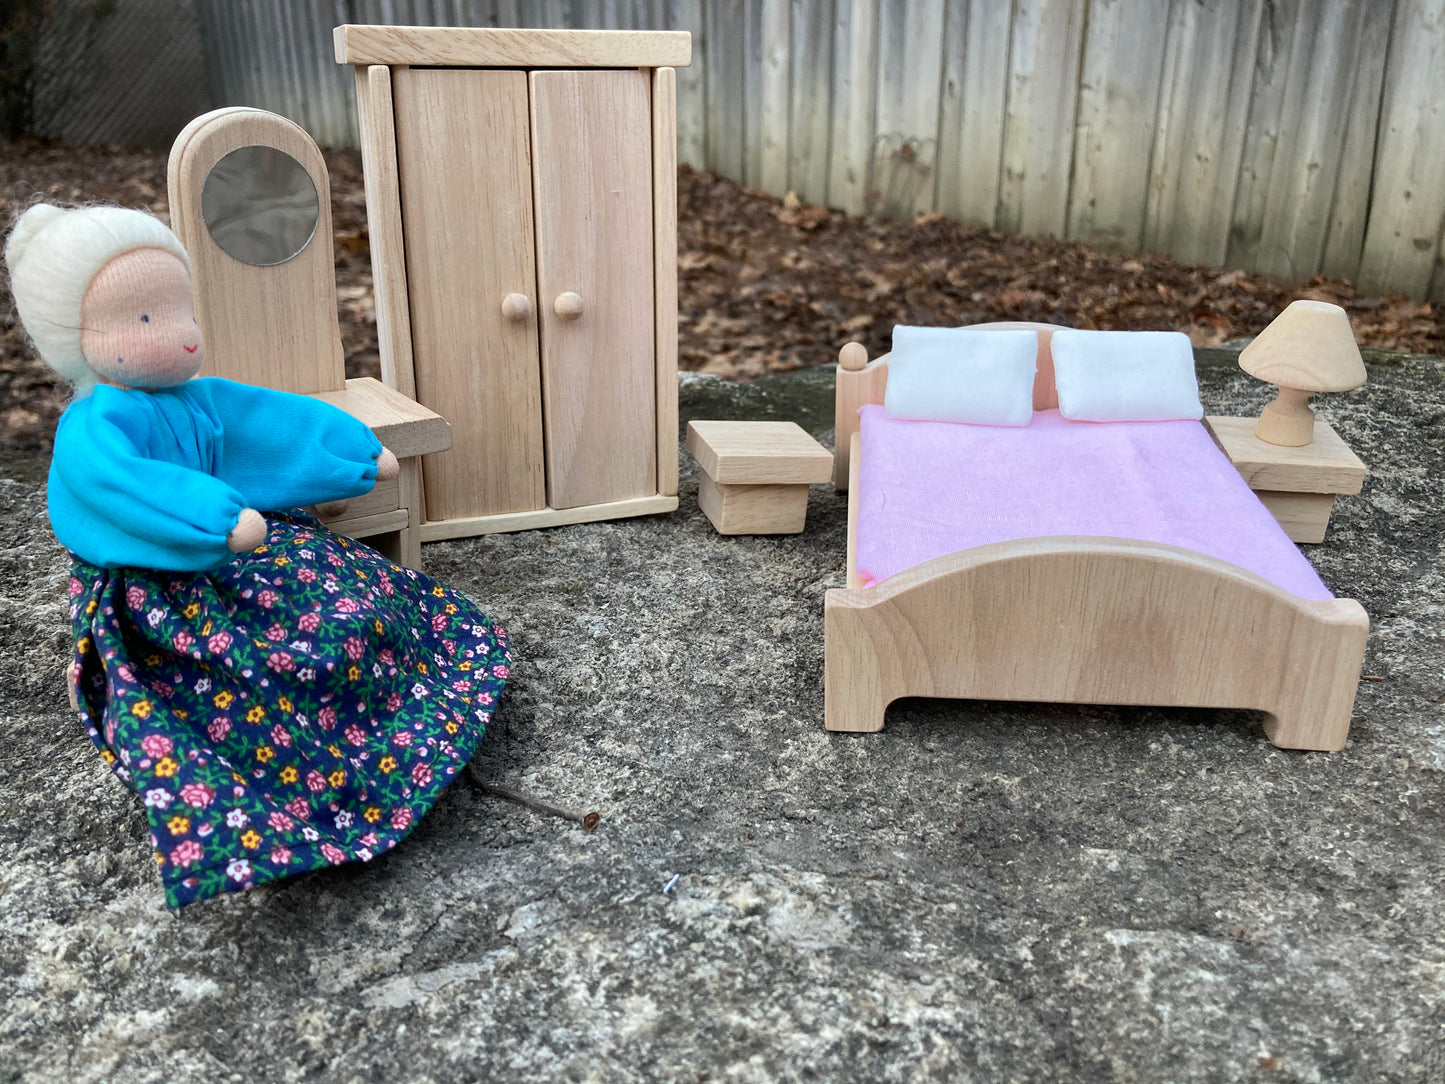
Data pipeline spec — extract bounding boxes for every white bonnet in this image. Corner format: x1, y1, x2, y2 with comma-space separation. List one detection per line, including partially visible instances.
4, 203, 191, 391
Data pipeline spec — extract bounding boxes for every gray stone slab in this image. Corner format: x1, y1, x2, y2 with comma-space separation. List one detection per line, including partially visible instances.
1, 355, 1442, 1083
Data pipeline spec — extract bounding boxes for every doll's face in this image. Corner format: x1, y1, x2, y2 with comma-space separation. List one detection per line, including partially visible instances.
79, 248, 205, 389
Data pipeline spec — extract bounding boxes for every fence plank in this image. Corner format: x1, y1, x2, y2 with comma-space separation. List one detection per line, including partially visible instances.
1320, 0, 1394, 281
932, 0, 969, 221
483, 1, 524, 24
1251, 1, 1370, 280
1227, 0, 1312, 271
827, 0, 879, 213
743, 0, 765, 186
1143, 0, 1262, 267
634, 0, 667, 27
788, 0, 833, 201
872, 0, 946, 215
934, 0, 1011, 226
1066, 0, 1170, 251
537, 1, 570, 28
760, 0, 792, 194
1359, 0, 1445, 299
998, 0, 1086, 238
670, 0, 707, 169
706, 0, 747, 182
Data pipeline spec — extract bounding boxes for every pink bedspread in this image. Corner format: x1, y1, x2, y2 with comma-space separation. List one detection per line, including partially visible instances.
854, 405, 1332, 599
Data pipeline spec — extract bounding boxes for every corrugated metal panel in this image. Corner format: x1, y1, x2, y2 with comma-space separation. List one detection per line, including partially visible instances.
194, 0, 356, 147
29, 0, 1445, 300
30, 0, 212, 149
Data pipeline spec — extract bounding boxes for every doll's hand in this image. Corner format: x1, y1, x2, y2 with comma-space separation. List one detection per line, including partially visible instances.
227, 508, 267, 552
376, 447, 399, 483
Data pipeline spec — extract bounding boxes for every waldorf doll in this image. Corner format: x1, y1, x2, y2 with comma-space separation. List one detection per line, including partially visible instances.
6, 203, 511, 908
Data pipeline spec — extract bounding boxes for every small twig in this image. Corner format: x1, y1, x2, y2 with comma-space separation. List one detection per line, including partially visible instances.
474, 780, 600, 833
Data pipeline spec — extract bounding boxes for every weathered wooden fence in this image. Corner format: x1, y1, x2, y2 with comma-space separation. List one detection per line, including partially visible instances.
37, 0, 1445, 301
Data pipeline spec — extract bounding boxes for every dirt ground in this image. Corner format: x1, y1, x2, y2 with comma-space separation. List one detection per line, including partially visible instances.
3, 138, 1441, 454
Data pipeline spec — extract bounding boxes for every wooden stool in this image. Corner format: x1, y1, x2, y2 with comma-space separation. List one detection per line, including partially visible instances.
686, 421, 832, 534
1204, 416, 1366, 543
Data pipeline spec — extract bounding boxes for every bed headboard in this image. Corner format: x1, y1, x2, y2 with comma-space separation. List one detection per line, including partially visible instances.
832, 322, 1067, 488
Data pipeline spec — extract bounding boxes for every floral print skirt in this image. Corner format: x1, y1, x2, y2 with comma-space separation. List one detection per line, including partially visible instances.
68, 511, 510, 908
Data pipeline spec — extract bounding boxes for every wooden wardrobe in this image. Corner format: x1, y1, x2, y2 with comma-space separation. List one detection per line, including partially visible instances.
337, 25, 690, 540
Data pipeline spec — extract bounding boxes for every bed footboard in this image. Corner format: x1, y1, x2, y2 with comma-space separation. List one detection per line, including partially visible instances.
824, 536, 1368, 751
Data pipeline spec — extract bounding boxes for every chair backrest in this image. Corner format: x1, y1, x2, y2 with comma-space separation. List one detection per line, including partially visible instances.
167, 107, 345, 395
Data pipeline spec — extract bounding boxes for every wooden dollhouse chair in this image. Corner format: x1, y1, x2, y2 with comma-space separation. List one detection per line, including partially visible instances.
166, 106, 450, 569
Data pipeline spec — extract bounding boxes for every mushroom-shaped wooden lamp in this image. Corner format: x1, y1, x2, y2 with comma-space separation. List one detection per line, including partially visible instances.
1240, 300, 1366, 447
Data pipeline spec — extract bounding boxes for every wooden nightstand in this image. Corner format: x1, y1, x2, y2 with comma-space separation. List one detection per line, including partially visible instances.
686, 421, 833, 534
1204, 416, 1366, 543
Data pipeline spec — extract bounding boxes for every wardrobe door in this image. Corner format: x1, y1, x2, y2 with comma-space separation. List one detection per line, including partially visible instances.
394, 68, 545, 519
529, 69, 657, 510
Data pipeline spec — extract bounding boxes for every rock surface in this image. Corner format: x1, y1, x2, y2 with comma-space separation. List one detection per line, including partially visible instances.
1, 355, 1442, 1083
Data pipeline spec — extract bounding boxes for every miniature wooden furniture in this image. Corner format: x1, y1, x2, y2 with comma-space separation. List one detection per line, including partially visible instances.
1240, 300, 1367, 446
168, 107, 451, 569
686, 421, 833, 534
829, 329, 1369, 751
1204, 416, 1366, 543
337, 25, 690, 541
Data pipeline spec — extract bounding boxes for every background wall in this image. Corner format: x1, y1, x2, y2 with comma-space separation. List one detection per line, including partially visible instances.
24, 0, 212, 151
19, 0, 1445, 302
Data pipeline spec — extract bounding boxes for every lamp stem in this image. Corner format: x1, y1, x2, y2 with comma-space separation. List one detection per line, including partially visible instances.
1255, 384, 1316, 446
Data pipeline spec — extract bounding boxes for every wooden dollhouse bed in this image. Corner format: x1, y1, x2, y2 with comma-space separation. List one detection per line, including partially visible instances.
827, 323, 1368, 751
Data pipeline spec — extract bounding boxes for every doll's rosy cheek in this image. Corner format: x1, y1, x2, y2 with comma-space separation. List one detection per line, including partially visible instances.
81, 325, 159, 373
126, 334, 172, 368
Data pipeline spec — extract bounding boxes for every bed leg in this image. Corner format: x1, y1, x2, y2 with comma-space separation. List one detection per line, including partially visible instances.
1260, 606, 1368, 751
824, 683, 889, 732
1261, 702, 1356, 752
824, 591, 892, 732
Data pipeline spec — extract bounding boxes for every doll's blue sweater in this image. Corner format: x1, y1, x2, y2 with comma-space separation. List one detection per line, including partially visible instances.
48, 378, 381, 571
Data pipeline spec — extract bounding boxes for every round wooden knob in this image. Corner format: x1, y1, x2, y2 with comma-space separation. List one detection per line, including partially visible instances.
839, 341, 869, 371
554, 291, 584, 320
501, 292, 532, 320
315, 499, 350, 519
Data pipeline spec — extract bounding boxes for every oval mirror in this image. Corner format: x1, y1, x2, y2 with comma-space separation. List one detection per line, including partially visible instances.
201, 145, 319, 266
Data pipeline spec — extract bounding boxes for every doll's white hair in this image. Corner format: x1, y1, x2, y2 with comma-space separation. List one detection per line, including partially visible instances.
4, 203, 191, 394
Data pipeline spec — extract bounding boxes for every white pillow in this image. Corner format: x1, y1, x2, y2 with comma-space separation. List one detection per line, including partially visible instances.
884, 327, 1038, 427
1051, 330, 1203, 422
